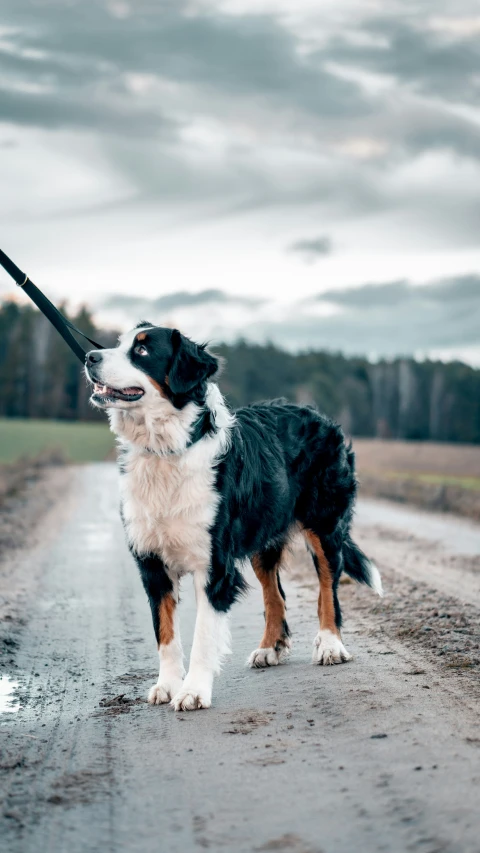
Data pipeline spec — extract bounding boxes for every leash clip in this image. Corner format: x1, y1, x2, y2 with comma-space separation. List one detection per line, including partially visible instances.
17, 275, 29, 288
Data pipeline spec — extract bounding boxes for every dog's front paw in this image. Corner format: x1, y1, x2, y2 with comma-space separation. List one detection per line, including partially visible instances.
171, 680, 212, 711
148, 679, 183, 705
248, 640, 291, 668
313, 630, 352, 665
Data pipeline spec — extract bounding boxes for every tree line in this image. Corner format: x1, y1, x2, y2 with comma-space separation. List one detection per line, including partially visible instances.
1, 301, 479, 443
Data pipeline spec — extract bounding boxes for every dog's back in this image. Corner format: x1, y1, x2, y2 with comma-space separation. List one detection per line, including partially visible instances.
214, 399, 357, 558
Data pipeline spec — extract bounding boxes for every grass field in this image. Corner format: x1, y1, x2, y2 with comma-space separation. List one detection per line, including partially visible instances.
353, 438, 480, 491
0, 418, 115, 464
353, 438, 480, 519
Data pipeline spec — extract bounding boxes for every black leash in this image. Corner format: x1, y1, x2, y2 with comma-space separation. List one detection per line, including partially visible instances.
0, 248, 105, 363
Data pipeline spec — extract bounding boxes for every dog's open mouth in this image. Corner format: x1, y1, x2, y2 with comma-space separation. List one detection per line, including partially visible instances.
92, 383, 145, 403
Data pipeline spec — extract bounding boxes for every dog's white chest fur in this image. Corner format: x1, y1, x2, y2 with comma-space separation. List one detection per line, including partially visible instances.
119, 443, 221, 574
109, 383, 233, 575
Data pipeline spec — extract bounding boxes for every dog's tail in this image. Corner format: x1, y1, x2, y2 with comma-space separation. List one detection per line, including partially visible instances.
342, 534, 383, 596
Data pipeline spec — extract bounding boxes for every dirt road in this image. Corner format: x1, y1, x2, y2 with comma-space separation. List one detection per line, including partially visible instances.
1, 464, 479, 853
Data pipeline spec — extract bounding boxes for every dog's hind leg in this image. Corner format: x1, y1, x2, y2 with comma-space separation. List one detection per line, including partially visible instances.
248, 546, 291, 668
304, 530, 352, 665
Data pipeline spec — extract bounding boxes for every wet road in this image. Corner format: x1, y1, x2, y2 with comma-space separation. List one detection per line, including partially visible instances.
1, 464, 479, 853
357, 497, 480, 556
355, 497, 480, 607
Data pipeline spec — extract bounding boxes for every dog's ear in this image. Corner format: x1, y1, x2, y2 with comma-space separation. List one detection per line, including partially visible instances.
168, 329, 219, 395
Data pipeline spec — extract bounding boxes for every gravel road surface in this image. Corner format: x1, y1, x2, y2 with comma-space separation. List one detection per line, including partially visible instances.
1, 464, 479, 853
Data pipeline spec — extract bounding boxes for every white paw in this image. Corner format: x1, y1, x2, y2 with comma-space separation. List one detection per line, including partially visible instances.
248, 641, 291, 668
313, 630, 352, 665
171, 681, 212, 711
148, 679, 183, 705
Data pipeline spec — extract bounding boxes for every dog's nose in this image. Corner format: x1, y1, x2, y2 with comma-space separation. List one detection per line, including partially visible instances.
86, 350, 103, 365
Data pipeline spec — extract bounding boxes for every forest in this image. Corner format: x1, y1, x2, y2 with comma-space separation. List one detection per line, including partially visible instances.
1, 301, 479, 443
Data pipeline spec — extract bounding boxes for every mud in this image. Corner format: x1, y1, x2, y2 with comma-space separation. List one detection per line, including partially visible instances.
0, 465, 75, 677
0, 463, 479, 853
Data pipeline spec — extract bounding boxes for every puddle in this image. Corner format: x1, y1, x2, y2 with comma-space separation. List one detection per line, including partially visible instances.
0, 675, 20, 713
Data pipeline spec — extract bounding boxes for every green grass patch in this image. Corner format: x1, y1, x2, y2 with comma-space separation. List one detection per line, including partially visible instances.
413, 473, 480, 491
0, 418, 115, 464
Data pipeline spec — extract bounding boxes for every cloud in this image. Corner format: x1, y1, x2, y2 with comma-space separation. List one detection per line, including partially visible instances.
2, 0, 480, 229
0, 2, 368, 135
318, 276, 480, 308
0, 86, 173, 135
288, 275, 480, 355
101, 288, 263, 315
313, 13, 480, 172
426, 275, 480, 302
287, 235, 332, 262
95, 276, 480, 362
316, 280, 410, 307
328, 17, 480, 104
0, 0, 385, 219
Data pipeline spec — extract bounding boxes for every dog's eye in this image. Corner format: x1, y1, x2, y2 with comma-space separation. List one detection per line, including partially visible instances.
134, 344, 148, 356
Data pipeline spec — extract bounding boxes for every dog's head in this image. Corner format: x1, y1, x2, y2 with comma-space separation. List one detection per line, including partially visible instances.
85, 323, 219, 412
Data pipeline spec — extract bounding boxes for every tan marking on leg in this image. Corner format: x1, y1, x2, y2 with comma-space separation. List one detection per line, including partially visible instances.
304, 530, 339, 636
252, 554, 287, 650
159, 593, 176, 647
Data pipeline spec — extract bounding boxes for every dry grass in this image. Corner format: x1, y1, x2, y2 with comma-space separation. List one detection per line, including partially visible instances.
353, 438, 480, 480
0, 451, 66, 507
353, 439, 480, 520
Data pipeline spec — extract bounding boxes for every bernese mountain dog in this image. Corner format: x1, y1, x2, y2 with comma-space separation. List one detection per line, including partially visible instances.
85, 324, 382, 711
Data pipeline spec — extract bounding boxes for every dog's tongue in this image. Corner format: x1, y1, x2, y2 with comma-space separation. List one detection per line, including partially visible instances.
93, 383, 142, 396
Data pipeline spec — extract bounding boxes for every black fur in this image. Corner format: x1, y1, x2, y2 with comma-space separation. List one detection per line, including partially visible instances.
168, 329, 218, 396
133, 552, 173, 645
205, 400, 368, 628
342, 534, 375, 587
277, 571, 287, 603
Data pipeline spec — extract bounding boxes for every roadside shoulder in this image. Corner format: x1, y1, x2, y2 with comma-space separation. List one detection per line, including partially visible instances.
0, 465, 77, 673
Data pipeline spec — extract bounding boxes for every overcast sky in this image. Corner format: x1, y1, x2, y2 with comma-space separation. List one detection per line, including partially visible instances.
1, 0, 479, 361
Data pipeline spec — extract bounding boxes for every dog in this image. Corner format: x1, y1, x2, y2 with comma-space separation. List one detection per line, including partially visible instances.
85, 323, 382, 711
